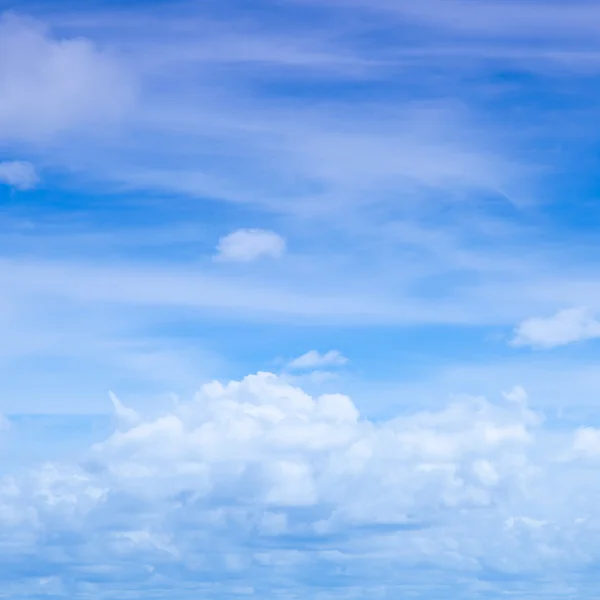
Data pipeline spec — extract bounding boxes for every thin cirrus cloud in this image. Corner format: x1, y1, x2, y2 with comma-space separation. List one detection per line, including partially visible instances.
287, 349, 348, 370
0, 8, 525, 214
319, 0, 600, 40
512, 307, 600, 349
3, 373, 600, 597
0, 160, 38, 190
214, 229, 286, 262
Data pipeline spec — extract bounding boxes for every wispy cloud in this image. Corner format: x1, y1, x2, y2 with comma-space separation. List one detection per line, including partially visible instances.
298, 0, 600, 43
0, 160, 37, 189
0, 12, 135, 144
0, 6, 530, 218
214, 229, 286, 262
512, 307, 600, 349
287, 349, 348, 370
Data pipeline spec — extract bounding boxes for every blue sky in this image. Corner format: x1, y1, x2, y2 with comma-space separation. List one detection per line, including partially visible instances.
3, 0, 600, 597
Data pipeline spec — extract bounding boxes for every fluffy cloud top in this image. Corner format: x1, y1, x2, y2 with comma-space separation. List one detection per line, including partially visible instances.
214, 229, 286, 262
2, 373, 600, 597
0, 160, 38, 190
512, 306, 600, 349
287, 349, 348, 370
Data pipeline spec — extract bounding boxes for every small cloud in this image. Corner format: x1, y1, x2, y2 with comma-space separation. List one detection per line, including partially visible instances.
214, 229, 286, 262
287, 350, 348, 370
109, 391, 141, 429
502, 386, 528, 404
573, 427, 600, 458
0, 161, 38, 190
511, 307, 600, 349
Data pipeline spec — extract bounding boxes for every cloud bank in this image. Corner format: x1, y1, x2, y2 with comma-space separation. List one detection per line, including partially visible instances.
2, 373, 600, 597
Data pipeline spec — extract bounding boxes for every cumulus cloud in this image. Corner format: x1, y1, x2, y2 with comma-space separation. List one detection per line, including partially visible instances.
512, 307, 600, 349
214, 229, 286, 262
0, 160, 38, 190
573, 427, 600, 458
287, 349, 348, 370
0, 12, 135, 143
3, 374, 600, 596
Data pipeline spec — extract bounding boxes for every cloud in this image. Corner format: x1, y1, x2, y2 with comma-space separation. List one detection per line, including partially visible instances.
0, 12, 135, 144
1, 6, 523, 214
109, 391, 141, 429
214, 229, 286, 262
317, 0, 600, 41
0, 257, 399, 322
3, 374, 600, 596
109, 102, 517, 215
1, 251, 597, 337
512, 307, 600, 349
0, 2, 581, 215
0, 160, 38, 190
573, 426, 600, 458
287, 349, 348, 370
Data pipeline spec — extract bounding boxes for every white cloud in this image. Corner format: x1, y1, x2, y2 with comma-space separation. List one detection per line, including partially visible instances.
0, 5, 558, 213
287, 349, 348, 370
0, 160, 38, 190
512, 307, 600, 349
573, 427, 600, 458
0, 12, 135, 144
502, 384, 528, 404
109, 391, 141, 429
214, 229, 286, 262
5, 372, 600, 595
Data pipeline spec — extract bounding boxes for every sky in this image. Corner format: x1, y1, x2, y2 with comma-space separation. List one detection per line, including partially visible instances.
3, 0, 600, 597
